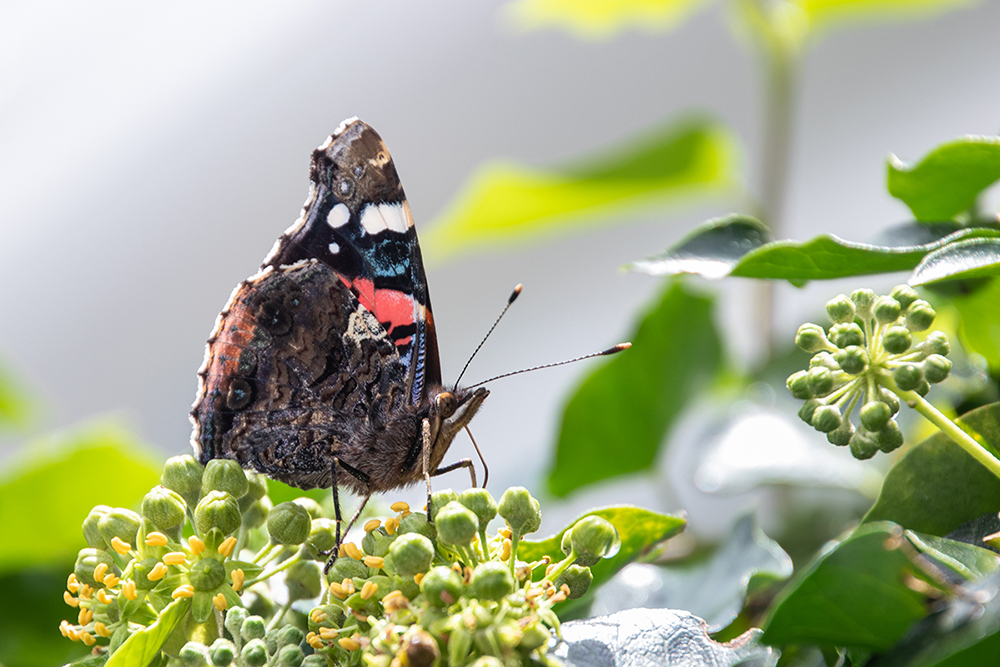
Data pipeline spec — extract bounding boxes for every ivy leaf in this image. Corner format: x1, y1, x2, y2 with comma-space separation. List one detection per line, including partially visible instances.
761, 522, 930, 651
547, 279, 722, 497
906, 530, 1000, 582
910, 237, 1000, 286
105, 599, 188, 667
863, 403, 1000, 536
423, 118, 738, 263
798, 0, 976, 36
953, 277, 1000, 370
501, 0, 712, 39
888, 135, 1000, 221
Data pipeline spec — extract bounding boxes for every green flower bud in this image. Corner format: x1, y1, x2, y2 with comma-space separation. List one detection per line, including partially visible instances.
498, 487, 542, 536
307, 605, 346, 633
202, 460, 249, 499
811, 405, 843, 433
430, 489, 459, 520
98, 508, 141, 551
806, 367, 835, 397
325, 556, 368, 584
786, 371, 813, 399
877, 420, 904, 453
224, 607, 249, 641
850, 429, 880, 460
826, 418, 854, 447
82, 506, 112, 549
469, 561, 514, 601
810, 352, 840, 370
924, 354, 952, 383
195, 491, 241, 536
834, 345, 868, 375
893, 363, 923, 391
795, 323, 830, 352
570, 516, 620, 561
180, 642, 209, 667
906, 300, 936, 332
890, 284, 919, 310
879, 388, 901, 416
263, 628, 280, 657
285, 560, 322, 601
797, 399, 821, 425
519, 621, 552, 651
276, 626, 304, 649
860, 401, 891, 431
388, 533, 434, 578
398, 511, 436, 540
277, 645, 304, 667
829, 322, 864, 349
307, 518, 338, 555
421, 566, 463, 607
459, 488, 498, 528
245, 473, 268, 500
292, 497, 323, 520
361, 526, 390, 557
435, 501, 479, 547
826, 295, 856, 324
209, 640, 236, 667
142, 486, 187, 534
850, 289, 876, 320
241, 639, 268, 667
469, 657, 503, 667
916, 379, 931, 397
554, 564, 593, 599
74, 548, 116, 587
241, 616, 267, 641
161, 455, 203, 507
873, 296, 902, 325
243, 498, 270, 531
301, 657, 327, 667
190, 557, 226, 592
402, 630, 439, 667
267, 502, 311, 545
882, 326, 912, 354
924, 331, 950, 356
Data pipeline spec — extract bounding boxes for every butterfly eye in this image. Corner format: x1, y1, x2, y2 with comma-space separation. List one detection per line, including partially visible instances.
435, 392, 458, 419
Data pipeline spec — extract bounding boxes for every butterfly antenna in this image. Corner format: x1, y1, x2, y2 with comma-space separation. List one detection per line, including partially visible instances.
464, 425, 489, 488
454, 284, 523, 387
467, 343, 631, 389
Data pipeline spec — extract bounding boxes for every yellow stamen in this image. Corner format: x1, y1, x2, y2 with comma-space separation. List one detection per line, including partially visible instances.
67, 581, 80, 594
382, 590, 408, 613
67, 573, 79, 588
551, 591, 567, 603
306, 632, 324, 649
66, 626, 81, 641
94, 621, 111, 638
338, 637, 361, 651
329, 582, 348, 600
188, 536, 205, 556
342, 578, 356, 595
499, 527, 512, 539
545, 563, 556, 577
413, 573, 424, 585
78, 607, 93, 626
145, 532, 168, 547
80, 632, 96, 646
110, 537, 131, 555
218, 536, 237, 558
310, 609, 327, 623
391, 658, 403, 667
163, 552, 187, 565
451, 562, 463, 574
360, 581, 378, 600
213, 593, 228, 611
103, 574, 120, 588
148, 562, 168, 581
560, 583, 571, 596
390, 501, 410, 513
64, 591, 80, 608
122, 580, 138, 601
343, 542, 363, 560
79, 584, 94, 599
364, 519, 381, 533
363, 556, 384, 569
171, 584, 194, 599
59, 620, 71, 637
501, 538, 512, 561
319, 627, 339, 641
384, 517, 398, 535
96, 589, 112, 605
400, 510, 412, 519
231, 568, 245, 592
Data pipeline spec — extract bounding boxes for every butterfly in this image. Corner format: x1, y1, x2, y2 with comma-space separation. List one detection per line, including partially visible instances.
190, 118, 488, 560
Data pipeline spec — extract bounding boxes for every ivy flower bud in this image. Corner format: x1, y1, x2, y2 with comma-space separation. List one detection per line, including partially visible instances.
285, 561, 322, 601
190, 557, 227, 592
786, 371, 813, 399
519, 622, 552, 651
241, 639, 268, 667
429, 489, 459, 520
202, 460, 249, 499
277, 645, 304, 667
245, 473, 268, 501
811, 405, 843, 433
398, 511, 436, 540
882, 326, 912, 354
795, 323, 830, 352
82, 506, 112, 549
98, 508, 141, 552
873, 296, 901, 325
469, 561, 514, 601
161, 455, 203, 508
876, 420, 904, 453
306, 519, 337, 555
388, 533, 434, 578
224, 607, 249, 640
497, 487, 542, 536
829, 322, 864, 348
325, 557, 368, 585
834, 346, 868, 375
292, 498, 323, 520
806, 367, 835, 397
570, 516, 620, 561
826, 418, 854, 447
241, 616, 267, 641
75, 548, 116, 587
209, 639, 236, 667
421, 566, 463, 607
850, 429, 880, 460
860, 401, 891, 431
307, 604, 345, 633
301, 657, 326, 667
195, 491, 241, 537
916, 380, 931, 397
826, 295, 856, 324
890, 284, 919, 310
924, 331, 950, 356
402, 630, 439, 667
554, 564, 593, 599
850, 289, 876, 321
266, 502, 310, 545
924, 354, 952, 383
243, 499, 270, 531
435, 501, 479, 547
459, 488, 498, 528
180, 642, 209, 667
470, 658, 503, 667
893, 363, 923, 391
906, 300, 936, 332
810, 352, 840, 370
142, 486, 187, 534
879, 387, 901, 416
797, 399, 821, 425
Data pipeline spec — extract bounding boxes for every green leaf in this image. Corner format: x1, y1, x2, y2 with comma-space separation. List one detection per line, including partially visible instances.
106, 599, 188, 667
910, 238, 1000, 286
0, 421, 161, 573
954, 277, 1000, 370
762, 522, 929, 651
423, 118, 738, 263
501, 0, 712, 39
0, 567, 92, 667
888, 135, 1000, 221
863, 403, 1000, 536
266, 479, 327, 506
519, 505, 685, 594
906, 530, 1000, 581
548, 279, 723, 497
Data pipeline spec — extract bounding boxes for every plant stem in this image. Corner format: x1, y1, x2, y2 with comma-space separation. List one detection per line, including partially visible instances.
899, 389, 1000, 479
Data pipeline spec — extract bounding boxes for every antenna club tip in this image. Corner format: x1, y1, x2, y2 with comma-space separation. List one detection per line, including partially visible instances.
508, 284, 523, 303
603, 342, 632, 355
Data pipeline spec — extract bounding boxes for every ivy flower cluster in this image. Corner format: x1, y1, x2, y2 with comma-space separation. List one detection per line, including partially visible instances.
786, 286, 952, 460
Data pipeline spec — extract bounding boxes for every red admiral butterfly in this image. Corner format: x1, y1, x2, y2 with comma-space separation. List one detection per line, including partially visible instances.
190, 118, 487, 556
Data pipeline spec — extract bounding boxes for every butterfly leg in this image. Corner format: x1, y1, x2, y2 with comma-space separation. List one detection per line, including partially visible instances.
432, 459, 477, 489
324, 457, 372, 574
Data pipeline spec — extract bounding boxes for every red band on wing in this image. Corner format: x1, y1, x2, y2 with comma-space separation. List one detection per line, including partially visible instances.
339, 275, 417, 346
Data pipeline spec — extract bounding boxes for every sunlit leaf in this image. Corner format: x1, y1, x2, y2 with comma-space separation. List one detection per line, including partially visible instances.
906, 530, 1000, 581
106, 599, 188, 667
798, 0, 975, 36
501, 0, 712, 39
888, 135, 1000, 221
0, 422, 161, 573
423, 118, 738, 263
547, 279, 723, 497
762, 522, 930, 651
910, 238, 1000, 286
953, 277, 1000, 370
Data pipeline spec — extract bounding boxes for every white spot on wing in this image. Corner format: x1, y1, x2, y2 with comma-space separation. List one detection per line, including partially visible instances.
333, 116, 360, 138
326, 203, 351, 229
360, 203, 409, 235
329, 242, 340, 254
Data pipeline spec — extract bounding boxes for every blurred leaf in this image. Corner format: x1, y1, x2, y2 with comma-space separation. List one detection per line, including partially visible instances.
762, 522, 929, 651
863, 403, 1000, 536
911, 238, 1000, 286
906, 530, 1000, 581
423, 118, 738, 262
0, 421, 161, 573
267, 478, 327, 506
0, 358, 33, 429
548, 279, 722, 497
0, 566, 91, 667
502, 0, 712, 39
888, 136, 1000, 221
953, 277, 1000, 370
106, 599, 188, 667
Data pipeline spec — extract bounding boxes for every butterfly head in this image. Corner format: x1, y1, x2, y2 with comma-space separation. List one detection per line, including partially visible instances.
425, 386, 489, 465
